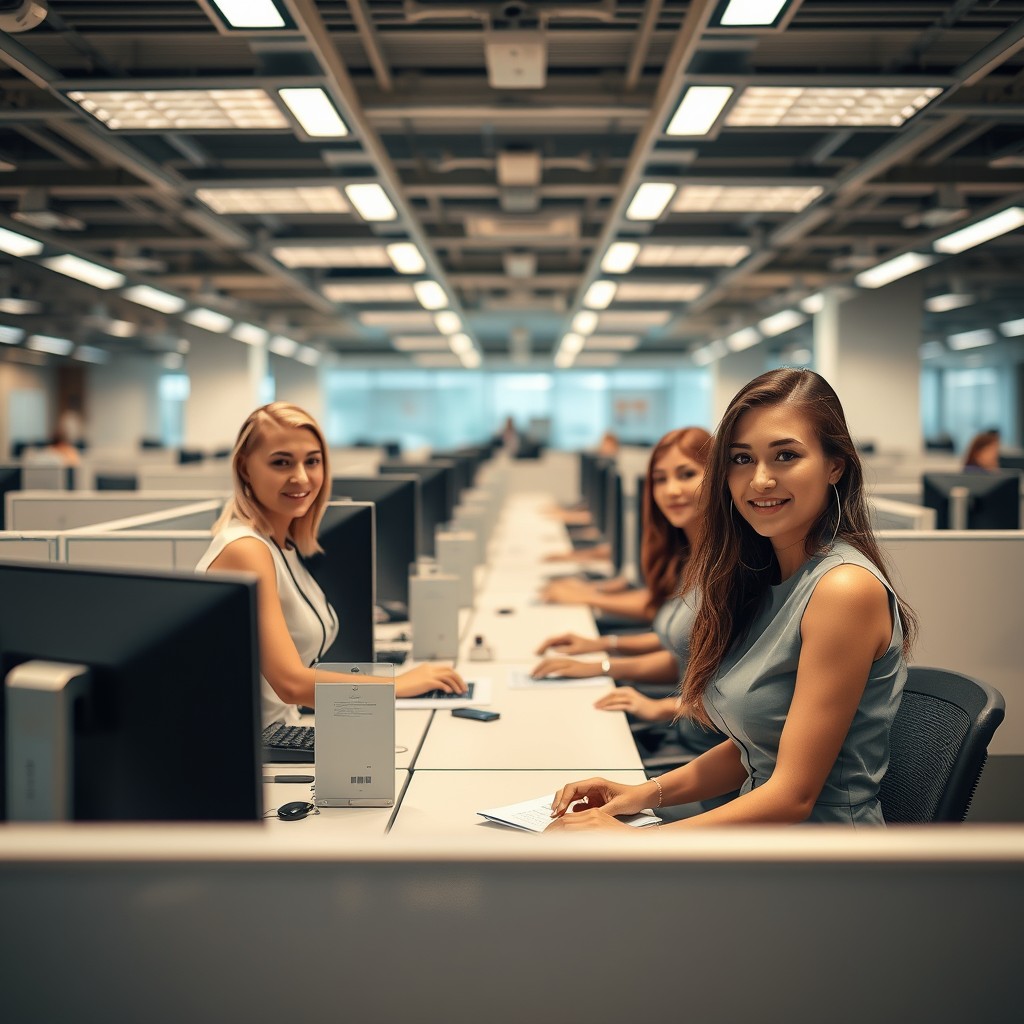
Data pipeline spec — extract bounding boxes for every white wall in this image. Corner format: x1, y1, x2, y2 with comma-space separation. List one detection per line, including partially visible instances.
184, 335, 261, 450
0, 359, 56, 457
271, 354, 323, 423
87, 354, 163, 450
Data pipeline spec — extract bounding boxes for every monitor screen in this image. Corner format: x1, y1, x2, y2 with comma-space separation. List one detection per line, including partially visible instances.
331, 475, 418, 609
606, 468, 624, 574
378, 461, 455, 557
998, 453, 1024, 472
0, 561, 262, 821
0, 464, 21, 530
921, 471, 1021, 529
305, 501, 376, 663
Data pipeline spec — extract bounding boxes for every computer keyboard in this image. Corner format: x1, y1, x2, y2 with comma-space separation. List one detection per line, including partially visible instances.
262, 720, 315, 763
375, 647, 409, 665
412, 681, 475, 701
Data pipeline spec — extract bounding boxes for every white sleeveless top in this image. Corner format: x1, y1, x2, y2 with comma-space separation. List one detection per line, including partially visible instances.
196, 520, 339, 727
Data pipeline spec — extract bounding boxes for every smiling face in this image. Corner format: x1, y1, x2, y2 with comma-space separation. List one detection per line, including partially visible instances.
651, 445, 704, 537
240, 422, 324, 542
727, 402, 843, 570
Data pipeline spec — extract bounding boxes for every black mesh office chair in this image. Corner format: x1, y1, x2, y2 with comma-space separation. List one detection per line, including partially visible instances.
880, 666, 1005, 824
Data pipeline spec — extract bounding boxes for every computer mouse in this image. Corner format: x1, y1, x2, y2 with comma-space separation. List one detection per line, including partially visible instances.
277, 800, 313, 822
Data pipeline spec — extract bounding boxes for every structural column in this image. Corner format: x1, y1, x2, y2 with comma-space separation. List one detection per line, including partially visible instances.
184, 334, 265, 449
711, 346, 767, 425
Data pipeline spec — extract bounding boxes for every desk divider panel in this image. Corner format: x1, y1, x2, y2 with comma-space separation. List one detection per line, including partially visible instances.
5, 492, 225, 532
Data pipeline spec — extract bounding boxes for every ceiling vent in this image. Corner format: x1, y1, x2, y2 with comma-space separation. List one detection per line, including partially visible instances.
485, 30, 546, 89
11, 188, 84, 231
466, 213, 579, 239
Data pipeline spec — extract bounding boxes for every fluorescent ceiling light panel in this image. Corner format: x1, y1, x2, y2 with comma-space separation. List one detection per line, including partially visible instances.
637, 243, 750, 267
799, 292, 824, 314
232, 322, 269, 345
598, 310, 672, 329
572, 310, 599, 335
560, 333, 586, 355
183, 307, 233, 333
0, 297, 41, 314
67, 89, 288, 131
854, 252, 933, 289
999, 317, 1024, 338
947, 329, 996, 351
278, 87, 349, 138
585, 335, 640, 351
41, 254, 125, 290
321, 282, 417, 303
27, 333, 74, 356
102, 318, 137, 338
725, 86, 943, 128
271, 244, 388, 269
600, 241, 640, 274
448, 333, 474, 355
924, 293, 974, 313
413, 280, 448, 310
758, 309, 807, 337
72, 345, 110, 364
268, 334, 298, 357
554, 350, 576, 369
344, 183, 397, 222
386, 242, 426, 275
295, 345, 321, 366
0, 325, 25, 344
434, 311, 462, 335
672, 184, 823, 213
460, 348, 482, 369
666, 85, 734, 136
392, 335, 451, 351
615, 282, 704, 302
210, 0, 286, 28
626, 182, 678, 221
0, 226, 43, 257
359, 311, 435, 329
583, 280, 618, 309
933, 206, 1024, 254
123, 284, 187, 313
725, 326, 762, 352
196, 186, 349, 215
720, 0, 790, 26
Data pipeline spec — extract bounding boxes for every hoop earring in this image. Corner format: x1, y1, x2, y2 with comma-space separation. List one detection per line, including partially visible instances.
826, 482, 842, 548
731, 500, 773, 571
243, 482, 252, 499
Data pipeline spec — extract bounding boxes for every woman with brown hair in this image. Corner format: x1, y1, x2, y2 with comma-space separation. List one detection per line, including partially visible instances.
197, 402, 465, 727
548, 369, 916, 829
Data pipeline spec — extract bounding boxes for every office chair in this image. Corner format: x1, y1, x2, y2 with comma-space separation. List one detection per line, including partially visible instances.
880, 666, 1005, 824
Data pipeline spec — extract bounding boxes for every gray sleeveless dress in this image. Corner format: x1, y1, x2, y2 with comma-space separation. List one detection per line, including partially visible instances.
703, 541, 906, 826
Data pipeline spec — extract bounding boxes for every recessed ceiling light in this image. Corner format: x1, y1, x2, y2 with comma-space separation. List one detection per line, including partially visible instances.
359, 311, 435, 329
392, 336, 452, 351
413, 280, 448, 310
672, 184, 823, 213
0, 297, 41, 314
271, 244, 388, 269
232, 322, 269, 345
449, 333, 474, 355
583, 280, 618, 309
559, 333, 586, 355
666, 85, 734, 136
637, 243, 750, 267
999, 317, 1024, 338
553, 349, 576, 369
183, 307, 234, 332
72, 345, 110, 364
725, 326, 761, 352
799, 292, 825, 314
27, 334, 74, 356
597, 310, 672, 329
344, 183, 397, 222
946, 329, 996, 351
615, 282, 704, 302
626, 182, 678, 221
386, 242, 426, 274
572, 310, 599, 335
67, 88, 289, 131
321, 282, 417, 303
854, 252, 933, 289
460, 348, 482, 369
924, 293, 975, 313
434, 311, 462, 334
719, 0, 791, 26
725, 86, 942, 128
41, 254, 125, 290
600, 242, 640, 274
209, 0, 287, 29
0, 325, 25, 344
278, 87, 348, 138
123, 284, 187, 313
295, 345, 321, 366
758, 309, 807, 337
101, 317, 137, 338
196, 186, 349, 215
585, 335, 640, 351
933, 206, 1024, 254
268, 334, 298, 357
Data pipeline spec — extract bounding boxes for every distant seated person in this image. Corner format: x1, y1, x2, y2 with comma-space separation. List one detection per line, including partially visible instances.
544, 430, 622, 525
596, 429, 620, 459
499, 415, 521, 457
962, 429, 1000, 473
30, 428, 81, 467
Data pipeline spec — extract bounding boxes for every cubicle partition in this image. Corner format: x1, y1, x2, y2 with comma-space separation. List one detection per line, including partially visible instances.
5, 492, 226, 531
0, 533, 61, 563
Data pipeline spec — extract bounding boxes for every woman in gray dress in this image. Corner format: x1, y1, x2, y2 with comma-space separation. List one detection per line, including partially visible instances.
548, 368, 917, 829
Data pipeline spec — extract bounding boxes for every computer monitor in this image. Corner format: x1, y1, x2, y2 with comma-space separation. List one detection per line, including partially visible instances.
305, 501, 376, 662
379, 461, 455, 557
606, 467, 624, 574
921, 471, 1021, 529
0, 561, 262, 821
0, 464, 21, 530
998, 453, 1024, 472
331, 475, 418, 610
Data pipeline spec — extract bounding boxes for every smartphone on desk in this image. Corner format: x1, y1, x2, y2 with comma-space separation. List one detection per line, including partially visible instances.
451, 707, 500, 722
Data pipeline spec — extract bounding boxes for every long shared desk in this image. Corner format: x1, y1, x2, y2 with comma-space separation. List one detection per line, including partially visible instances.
262, 492, 645, 838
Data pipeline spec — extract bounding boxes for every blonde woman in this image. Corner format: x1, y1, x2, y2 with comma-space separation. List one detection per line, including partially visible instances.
197, 402, 465, 726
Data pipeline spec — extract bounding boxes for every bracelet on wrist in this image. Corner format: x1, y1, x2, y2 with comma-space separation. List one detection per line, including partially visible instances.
600, 656, 612, 676
650, 775, 663, 808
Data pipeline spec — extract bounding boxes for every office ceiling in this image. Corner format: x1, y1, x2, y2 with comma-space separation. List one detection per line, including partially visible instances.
0, 0, 1022, 372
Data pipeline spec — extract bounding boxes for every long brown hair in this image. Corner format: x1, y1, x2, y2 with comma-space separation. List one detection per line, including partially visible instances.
640, 426, 711, 615
213, 402, 331, 557
962, 430, 999, 469
679, 368, 916, 726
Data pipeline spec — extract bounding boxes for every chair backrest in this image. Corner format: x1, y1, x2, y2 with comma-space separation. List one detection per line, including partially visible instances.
880, 666, 1005, 823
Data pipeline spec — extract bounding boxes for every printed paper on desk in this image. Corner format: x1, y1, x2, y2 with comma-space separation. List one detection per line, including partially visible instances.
395, 676, 492, 709
508, 669, 613, 690
477, 793, 660, 833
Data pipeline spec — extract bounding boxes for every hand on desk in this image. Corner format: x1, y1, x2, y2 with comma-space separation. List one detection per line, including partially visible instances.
538, 577, 595, 605
396, 663, 467, 697
545, 777, 644, 832
534, 631, 605, 656
594, 686, 677, 722
530, 656, 605, 680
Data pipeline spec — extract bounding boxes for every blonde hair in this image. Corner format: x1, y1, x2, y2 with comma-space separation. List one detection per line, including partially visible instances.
214, 402, 331, 557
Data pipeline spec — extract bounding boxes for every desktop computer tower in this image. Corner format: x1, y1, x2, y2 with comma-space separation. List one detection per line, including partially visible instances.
409, 568, 460, 659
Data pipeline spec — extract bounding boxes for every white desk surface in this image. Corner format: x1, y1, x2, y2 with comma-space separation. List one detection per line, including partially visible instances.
262, 769, 409, 836
414, 668, 642, 770
459, 604, 598, 662
388, 768, 650, 840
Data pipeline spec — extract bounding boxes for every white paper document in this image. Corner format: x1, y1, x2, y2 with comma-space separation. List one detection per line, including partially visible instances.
395, 676, 492, 709
507, 669, 612, 690
477, 793, 661, 833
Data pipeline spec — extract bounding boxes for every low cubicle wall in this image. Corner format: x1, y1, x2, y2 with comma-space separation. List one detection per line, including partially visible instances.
4, 491, 226, 531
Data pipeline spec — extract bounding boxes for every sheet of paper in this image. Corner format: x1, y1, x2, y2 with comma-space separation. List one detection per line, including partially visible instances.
507, 669, 612, 690
477, 792, 660, 832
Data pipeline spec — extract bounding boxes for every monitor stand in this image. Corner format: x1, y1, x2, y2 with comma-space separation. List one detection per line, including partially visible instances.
947, 485, 970, 530
5, 660, 91, 820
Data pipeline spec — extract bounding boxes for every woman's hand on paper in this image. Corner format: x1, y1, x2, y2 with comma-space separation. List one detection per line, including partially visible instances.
396, 663, 467, 697
530, 656, 601, 680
